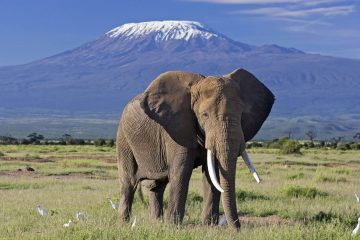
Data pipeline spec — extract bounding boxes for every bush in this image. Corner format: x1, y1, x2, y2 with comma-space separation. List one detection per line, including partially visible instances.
236, 189, 269, 201
94, 138, 106, 146
315, 175, 347, 183
0, 151, 5, 157
350, 142, 360, 150
187, 192, 203, 204
66, 139, 85, 145
279, 139, 302, 154
336, 142, 350, 150
286, 172, 305, 180
282, 185, 327, 198
106, 139, 115, 147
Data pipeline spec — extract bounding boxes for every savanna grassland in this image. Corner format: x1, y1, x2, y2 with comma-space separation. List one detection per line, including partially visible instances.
0, 145, 359, 240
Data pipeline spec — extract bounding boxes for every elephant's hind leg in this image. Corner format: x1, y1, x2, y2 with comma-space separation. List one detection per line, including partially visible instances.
148, 181, 167, 221
117, 129, 138, 223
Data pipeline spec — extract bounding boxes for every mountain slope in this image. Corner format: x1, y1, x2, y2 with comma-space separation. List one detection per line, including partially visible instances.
0, 20, 359, 138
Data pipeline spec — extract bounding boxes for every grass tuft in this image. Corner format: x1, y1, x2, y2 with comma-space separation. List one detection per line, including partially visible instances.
236, 189, 269, 201
286, 172, 305, 180
315, 175, 347, 183
281, 185, 328, 198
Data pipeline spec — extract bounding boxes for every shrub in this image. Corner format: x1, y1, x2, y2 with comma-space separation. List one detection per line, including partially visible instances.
187, 192, 203, 204
315, 175, 347, 183
0, 151, 4, 157
282, 185, 327, 198
350, 142, 360, 150
313, 211, 336, 223
279, 139, 302, 154
286, 172, 305, 180
106, 139, 115, 147
236, 189, 269, 201
94, 138, 106, 146
336, 142, 350, 150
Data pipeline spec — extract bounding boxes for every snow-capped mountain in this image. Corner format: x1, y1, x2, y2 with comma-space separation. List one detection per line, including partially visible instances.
106, 21, 222, 41
0, 20, 359, 138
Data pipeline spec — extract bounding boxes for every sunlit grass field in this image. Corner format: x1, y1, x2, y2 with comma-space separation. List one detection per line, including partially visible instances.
0, 145, 359, 239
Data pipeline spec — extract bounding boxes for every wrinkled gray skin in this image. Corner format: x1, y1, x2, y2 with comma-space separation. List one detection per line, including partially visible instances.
116, 69, 274, 229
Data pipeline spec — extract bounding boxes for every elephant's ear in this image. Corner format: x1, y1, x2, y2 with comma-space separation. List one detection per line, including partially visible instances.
224, 69, 275, 142
140, 71, 205, 148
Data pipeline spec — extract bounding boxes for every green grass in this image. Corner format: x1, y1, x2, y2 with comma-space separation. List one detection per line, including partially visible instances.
0, 145, 360, 239
281, 185, 328, 198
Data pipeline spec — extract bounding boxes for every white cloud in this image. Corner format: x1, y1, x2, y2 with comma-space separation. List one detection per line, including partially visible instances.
237, 5, 355, 17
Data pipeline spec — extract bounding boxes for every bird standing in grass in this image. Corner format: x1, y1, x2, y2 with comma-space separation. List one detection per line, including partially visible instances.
37, 205, 48, 217
107, 197, 119, 210
218, 214, 227, 226
76, 211, 85, 221
352, 217, 360, 236
63, 220, 73, 228
355, 192, 360, 202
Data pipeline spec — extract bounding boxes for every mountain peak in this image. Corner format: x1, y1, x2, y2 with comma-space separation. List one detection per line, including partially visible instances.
105, 20, 221, 41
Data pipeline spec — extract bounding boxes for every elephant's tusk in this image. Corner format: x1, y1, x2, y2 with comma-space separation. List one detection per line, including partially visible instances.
207, 150, 224, 193
241, 150, 261, 183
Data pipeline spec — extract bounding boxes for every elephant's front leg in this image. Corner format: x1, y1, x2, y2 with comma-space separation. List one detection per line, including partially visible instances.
202, 160, 221, 225
166, 151, 194, 224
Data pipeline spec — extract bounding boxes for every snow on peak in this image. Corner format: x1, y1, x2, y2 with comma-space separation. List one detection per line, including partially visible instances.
106, 20, 221, 41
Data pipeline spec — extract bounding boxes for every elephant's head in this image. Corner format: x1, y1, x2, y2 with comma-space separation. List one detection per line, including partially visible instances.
140, 69, 274, 229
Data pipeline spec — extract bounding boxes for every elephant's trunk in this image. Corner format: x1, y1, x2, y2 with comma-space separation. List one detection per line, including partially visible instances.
206, 124, 242, 229
218, 144, 240, 229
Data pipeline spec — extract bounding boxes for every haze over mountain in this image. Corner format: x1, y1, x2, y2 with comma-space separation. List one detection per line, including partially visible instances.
0, 20, 359, 139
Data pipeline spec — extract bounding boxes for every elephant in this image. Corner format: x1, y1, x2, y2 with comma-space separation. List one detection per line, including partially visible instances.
116, 69, 274, 229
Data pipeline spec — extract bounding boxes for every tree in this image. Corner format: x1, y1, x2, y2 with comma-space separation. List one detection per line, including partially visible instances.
354, 132, 360, 140
62, 134, 75, 145
94, 138, 106, 147
330, 136, 344, 149
0, 135, 18, 145
106, 139, 115, 147
27, 133, 44, 144
306, 130, 317, 143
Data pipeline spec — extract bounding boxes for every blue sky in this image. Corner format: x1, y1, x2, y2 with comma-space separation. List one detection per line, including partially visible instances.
0, 0, 359, 66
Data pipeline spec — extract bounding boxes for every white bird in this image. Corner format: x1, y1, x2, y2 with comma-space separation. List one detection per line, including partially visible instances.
37, 205, 48, 217
131, 216, 137, 230
355, 192, 360, 202
352, 217, 360, 236
63, 219, 73, 228
107, 197, 119, 210
218, 214, 227, 226
76, 211, 85, 221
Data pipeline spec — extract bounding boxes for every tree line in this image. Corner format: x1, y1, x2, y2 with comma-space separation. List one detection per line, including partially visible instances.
0, 133, 115, 147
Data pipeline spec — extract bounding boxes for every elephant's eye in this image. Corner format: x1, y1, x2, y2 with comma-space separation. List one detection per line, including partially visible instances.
201, 112, 209, 120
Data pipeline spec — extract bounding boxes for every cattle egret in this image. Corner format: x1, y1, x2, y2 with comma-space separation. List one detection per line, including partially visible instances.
352, 217, 360, 236
107, 197, 119, 210
76, 211, 85, 221
131, 217, 137, 229
355, 192, 360, 202
218, 214, 227, 226
63, 220, 73, 228
37, 205, 48, 217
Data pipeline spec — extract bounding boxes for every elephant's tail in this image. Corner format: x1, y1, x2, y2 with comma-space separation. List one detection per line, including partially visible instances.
136, 183, 146, 205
